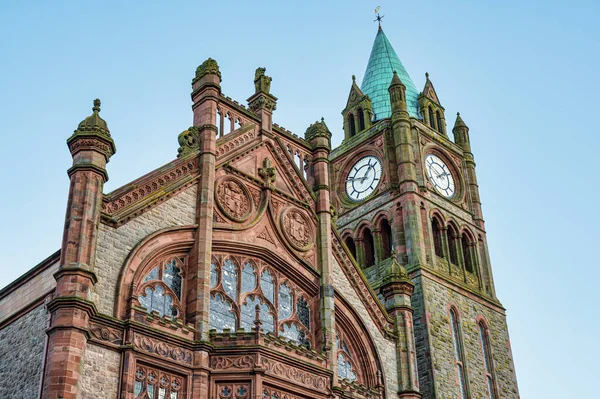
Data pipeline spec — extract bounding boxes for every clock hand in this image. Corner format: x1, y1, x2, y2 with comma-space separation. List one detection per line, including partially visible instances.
361, 166, 373, 183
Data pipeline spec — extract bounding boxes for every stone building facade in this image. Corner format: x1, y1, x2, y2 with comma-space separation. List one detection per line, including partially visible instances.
0, 26, 519, 399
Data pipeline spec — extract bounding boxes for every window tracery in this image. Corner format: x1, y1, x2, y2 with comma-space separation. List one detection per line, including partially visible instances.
209, 254, 314, 348
336, 334, 358, 382
134, 364, 184, 399
136, 258, 185, 319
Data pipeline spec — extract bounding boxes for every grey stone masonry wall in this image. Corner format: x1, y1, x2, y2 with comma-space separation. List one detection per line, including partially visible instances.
80, 343, 121, 399
415, 274, 519, 399
411, 277, 434, 399
0, 304, 49, 399
94, 185, 197, 315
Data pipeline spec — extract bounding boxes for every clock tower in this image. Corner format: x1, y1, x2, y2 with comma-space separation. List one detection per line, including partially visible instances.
330, 26, 520, 399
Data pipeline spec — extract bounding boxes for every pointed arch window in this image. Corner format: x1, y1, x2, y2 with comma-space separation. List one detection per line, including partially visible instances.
209, 254, 314, 348
462, 233, 475, 273
336, 333, 358, 382
380, 219, 393, 259
428, 106, 436, 130
436, 111, 443, 133
348, 113, 356, 137
447, 225, 459, 266
362, 228, 375, 267
344, 236, 357, 262
450, 308, 468, 399
134, 364, 184, 399
137, 258, 185, 319
479, 321, 497, 399
357, 108, 366, 131
432, 217, 444, 258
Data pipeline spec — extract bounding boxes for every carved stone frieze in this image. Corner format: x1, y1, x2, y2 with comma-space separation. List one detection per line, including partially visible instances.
216, 129, 256, 157
260, 357, 328, 392
211, 355, 256, 370
215, 177, 252, 222
68, 137, 113, 157
281, 208, 313, 252
133, 333, 193, 365
89, 322, 123, 345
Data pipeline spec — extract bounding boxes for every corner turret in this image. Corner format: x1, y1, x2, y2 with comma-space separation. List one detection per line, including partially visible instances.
452, 112, 470, 152
388, 71, 409, 120
418, 72, 447, 135
341, 75, 373, 140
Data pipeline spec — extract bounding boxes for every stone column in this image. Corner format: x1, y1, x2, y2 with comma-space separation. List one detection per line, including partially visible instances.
42, 99, 116, 399
389, 72, 426, 267
188, 58, 221, 341
304, 119, 338, 384
380, 259, 421, 399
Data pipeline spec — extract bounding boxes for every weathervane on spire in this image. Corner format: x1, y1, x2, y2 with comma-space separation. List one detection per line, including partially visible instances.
374, 6, 384, 27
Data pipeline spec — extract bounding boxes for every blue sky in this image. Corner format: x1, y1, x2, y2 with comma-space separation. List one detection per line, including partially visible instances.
1, 1, 598, 397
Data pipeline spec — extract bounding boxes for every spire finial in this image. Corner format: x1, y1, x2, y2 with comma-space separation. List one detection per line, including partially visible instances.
425, 72, 429, 79
93, 99, 101, 113
352, 74, 356, 83
457, 112, 460, 116
374, 6, 384, 27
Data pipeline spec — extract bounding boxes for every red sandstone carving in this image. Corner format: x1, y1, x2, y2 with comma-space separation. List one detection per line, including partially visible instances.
281, 208, 313, 251
215, 177, 252, 222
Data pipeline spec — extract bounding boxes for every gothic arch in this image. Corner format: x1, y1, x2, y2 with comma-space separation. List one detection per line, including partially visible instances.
335, 294, 385, 394
114, 226, 197, 319
372, 210, 392, 229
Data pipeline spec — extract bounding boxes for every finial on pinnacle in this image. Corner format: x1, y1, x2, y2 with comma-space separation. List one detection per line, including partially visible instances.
425, 72, 429, 79
457, 112, 460, 116
93, 99, 101, 113
352, 74, 356, 82
321, 117, 325, 123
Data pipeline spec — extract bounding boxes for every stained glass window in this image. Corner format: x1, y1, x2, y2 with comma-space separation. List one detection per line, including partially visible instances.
337, 353, 357, 382
240, 296, 274, 333
222, 259, 238, 300
210, 294, 236, 332
134, 365, 183, 399
260, 269, 274, 303
297, 297, 310, 329
278, 283, 292, 320
209, 255, 313, 344
137, 259, 184, 320
163, 260, 182, 299
241, 262, 256, 294
144, 266, 159, 282
138, 286, 177, 318
210, 263, 218, 288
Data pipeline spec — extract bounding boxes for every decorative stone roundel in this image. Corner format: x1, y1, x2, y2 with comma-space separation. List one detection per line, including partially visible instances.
215, 177, 252, 222
280, 207, 314, 251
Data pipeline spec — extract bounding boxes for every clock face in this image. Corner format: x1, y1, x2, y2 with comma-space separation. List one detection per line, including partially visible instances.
345, 156, 383, 202
425, 154, 456, 198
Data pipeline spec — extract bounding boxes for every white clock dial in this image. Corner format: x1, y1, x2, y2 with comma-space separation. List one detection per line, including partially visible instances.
425, 154, 456, 198
345, 156, 383, 202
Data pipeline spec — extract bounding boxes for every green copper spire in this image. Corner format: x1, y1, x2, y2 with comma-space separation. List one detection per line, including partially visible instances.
361, 28, 420, 120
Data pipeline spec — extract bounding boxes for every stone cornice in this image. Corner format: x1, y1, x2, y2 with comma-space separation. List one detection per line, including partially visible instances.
100, 155, 200, 227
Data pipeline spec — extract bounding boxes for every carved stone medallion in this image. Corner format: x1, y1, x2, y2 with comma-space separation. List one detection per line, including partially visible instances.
216, 177, 252, 222
281, 208, 313, 251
